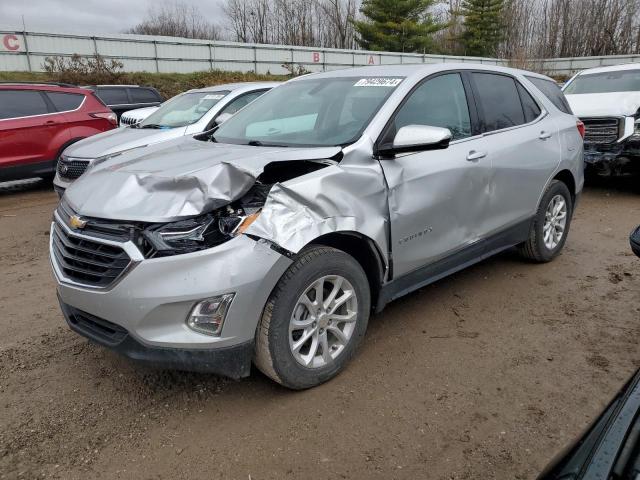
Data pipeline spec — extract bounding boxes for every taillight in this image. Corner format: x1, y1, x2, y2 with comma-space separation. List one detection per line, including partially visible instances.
90, 112, 117, 126
576, 120, 585, 139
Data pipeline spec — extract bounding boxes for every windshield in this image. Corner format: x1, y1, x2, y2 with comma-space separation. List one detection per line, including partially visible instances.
564, 70, 640, 94
138, 91, 229, 128
212, 77, 404, 147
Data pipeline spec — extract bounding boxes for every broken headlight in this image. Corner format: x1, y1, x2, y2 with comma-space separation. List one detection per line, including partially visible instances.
143, 214, 227, 256
142, 210, 261, 257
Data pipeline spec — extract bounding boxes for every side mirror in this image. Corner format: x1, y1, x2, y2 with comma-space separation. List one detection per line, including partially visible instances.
631, 225, 640, 258
378, 125, 452, 157
214, 112, 233, 126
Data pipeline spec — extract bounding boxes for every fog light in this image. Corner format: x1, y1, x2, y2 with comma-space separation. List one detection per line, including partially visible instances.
187, 294, 234, 336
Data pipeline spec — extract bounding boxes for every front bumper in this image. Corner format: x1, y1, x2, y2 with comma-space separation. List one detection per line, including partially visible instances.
52, 230, 292, 376
584, 138, 640, 176
59, 297, 254, 377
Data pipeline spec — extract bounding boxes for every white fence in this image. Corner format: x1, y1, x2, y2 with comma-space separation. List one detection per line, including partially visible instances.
1, 29, 639, 77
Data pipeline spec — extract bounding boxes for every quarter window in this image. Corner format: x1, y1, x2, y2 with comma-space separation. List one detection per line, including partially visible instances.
46, 92, 84, 111
516, 84, 542, 123
129, 88, 161, 104
385, 73, 472, 143
0, 90, 50, 119
526, 76, 573, 114
96, 88, 129, 105
472, 73, 526, 132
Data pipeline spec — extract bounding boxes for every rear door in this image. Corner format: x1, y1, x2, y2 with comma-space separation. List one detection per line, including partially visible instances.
468, 72, 561, 235
378, 72, 491, 277
0, 89, 65, 172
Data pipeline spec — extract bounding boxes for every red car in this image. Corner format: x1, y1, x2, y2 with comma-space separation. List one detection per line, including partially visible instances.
0, 83, 117, 182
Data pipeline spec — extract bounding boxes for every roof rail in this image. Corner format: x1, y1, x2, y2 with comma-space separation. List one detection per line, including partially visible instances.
0, 81, 78, 87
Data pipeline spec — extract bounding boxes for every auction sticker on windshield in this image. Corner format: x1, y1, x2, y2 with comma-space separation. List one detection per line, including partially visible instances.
203, 94, 226, 100
354, 78, 403, 87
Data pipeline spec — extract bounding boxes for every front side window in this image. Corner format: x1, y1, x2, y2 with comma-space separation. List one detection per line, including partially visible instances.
217, 90, 266, 117
0, 90, 50, 119
382, 73, 472, 144
213, 77, 404, 147
563, 70, 640, 95
139, 91, 230, 129
473, 73, 525, 132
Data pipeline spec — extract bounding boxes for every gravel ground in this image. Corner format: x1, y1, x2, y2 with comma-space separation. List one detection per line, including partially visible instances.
0, 179, 638, 480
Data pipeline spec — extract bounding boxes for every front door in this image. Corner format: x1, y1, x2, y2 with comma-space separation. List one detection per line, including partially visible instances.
378, 72, 491, 277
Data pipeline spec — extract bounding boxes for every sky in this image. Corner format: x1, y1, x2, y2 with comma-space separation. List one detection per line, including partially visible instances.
0, 0, 226, 35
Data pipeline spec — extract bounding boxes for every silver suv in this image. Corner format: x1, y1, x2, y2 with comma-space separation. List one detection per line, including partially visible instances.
53, 82, 280, 195
51, 64, 584, 389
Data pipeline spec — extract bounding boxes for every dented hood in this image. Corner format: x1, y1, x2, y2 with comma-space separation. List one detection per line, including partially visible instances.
565, 92, 640, 118
64, 136, 341, 222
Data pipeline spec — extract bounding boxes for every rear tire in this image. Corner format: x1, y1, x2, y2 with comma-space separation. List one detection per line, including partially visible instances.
254, 246, 370, 390
519, 180, 573, 263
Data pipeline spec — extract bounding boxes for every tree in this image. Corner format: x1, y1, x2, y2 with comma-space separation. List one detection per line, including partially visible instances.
351, 0, 446, 53
459, 0, 505, 57
128, 1, 220, 40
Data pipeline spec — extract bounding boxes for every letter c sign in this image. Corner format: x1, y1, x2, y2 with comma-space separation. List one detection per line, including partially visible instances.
3, 34, 20, 51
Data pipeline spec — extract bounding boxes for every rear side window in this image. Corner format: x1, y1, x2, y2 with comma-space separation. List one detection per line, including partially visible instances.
96, 88, 129, 105
0, 90, 50, 119
385, 73, 472, 142
46, 92, 84, 111
472, 73, 525, 132
129, 88, 160, 103
516, 84, 542, 123
526, 76, 573, 114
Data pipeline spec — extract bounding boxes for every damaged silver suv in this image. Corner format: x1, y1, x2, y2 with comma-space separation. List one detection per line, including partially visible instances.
51, 64, 584, 389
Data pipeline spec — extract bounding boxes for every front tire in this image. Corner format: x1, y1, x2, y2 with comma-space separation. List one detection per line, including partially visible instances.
519, 180, 573, 262
254, 246, 370, 389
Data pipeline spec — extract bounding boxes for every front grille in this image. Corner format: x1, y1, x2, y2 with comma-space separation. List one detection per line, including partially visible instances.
581, 117, 621, 145
119, 115, 139, 126
60, 301, 128, 346
52, 221, 132, 288
57, 158, 90, 180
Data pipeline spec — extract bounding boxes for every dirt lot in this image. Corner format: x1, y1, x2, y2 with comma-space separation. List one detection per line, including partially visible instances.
0, 179, 638, 480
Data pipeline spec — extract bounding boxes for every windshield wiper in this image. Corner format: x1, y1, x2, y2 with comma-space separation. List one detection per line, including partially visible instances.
139, 124, 167, 129
246, 140, 290, 147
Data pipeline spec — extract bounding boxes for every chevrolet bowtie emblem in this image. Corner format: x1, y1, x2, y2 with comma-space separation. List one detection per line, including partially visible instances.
69, 215, 87, 229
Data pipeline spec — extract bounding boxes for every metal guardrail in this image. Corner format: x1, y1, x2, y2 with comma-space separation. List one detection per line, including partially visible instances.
1, 29, 639, 76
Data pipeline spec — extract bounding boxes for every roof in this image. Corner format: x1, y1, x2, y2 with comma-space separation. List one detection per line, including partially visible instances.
290, 63, 552, 82
187, 81, 282, 94
0, 83, 91, 93
574, 62, 640, 76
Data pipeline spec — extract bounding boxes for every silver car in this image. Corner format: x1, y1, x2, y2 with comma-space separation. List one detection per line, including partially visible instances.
53, 82, 280, 195
51, 64, 584, 389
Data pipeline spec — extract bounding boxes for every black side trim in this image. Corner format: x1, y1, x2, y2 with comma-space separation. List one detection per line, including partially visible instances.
0, 159, 56, 182
376, 218, 532, 311
58, 297, 253, 379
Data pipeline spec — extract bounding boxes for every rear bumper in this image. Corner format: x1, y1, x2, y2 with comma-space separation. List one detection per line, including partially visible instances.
59, 297, 254, 378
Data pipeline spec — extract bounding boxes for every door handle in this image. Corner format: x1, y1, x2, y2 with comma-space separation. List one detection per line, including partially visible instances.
466, 150, 487, 162
539, 131, 552, 140
45, 120, 57, 125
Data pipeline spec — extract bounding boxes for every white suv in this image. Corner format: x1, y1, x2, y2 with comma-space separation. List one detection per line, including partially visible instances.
563, 64, 640, 176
